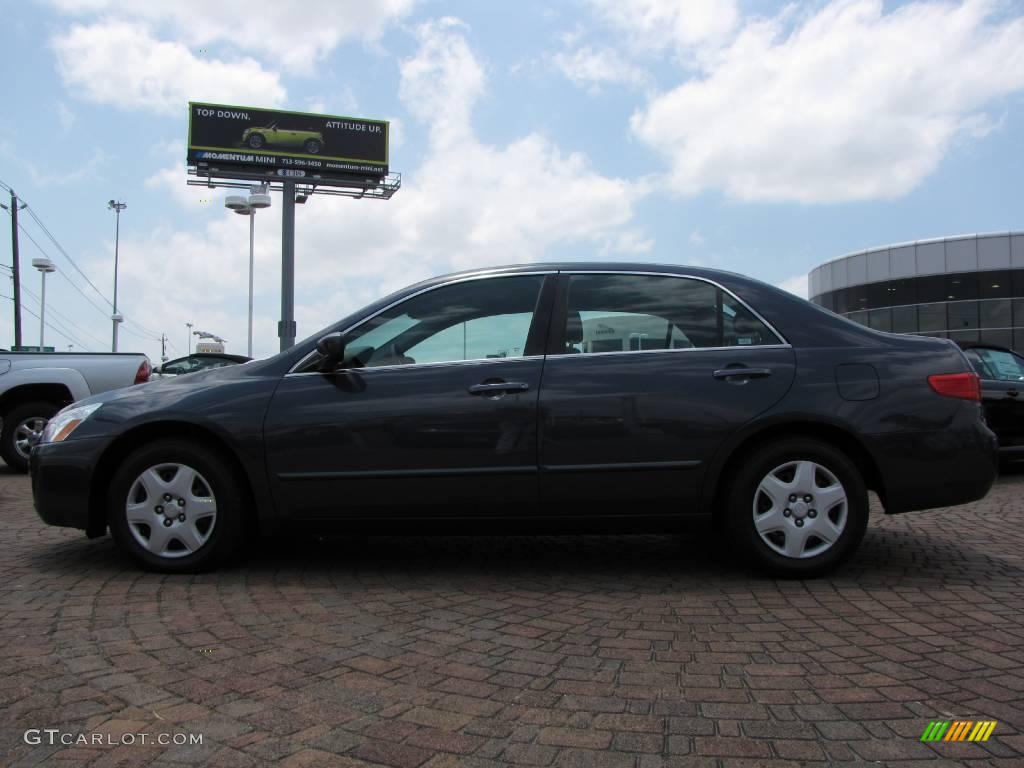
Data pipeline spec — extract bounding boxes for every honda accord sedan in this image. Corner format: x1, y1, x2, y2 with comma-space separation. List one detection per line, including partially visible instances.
31, 264, 998, 576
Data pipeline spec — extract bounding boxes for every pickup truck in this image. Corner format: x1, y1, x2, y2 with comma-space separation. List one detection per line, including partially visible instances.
0, 352, 151, 472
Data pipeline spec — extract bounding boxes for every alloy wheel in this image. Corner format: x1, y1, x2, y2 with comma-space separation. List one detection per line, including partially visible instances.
14, 417, 48, 461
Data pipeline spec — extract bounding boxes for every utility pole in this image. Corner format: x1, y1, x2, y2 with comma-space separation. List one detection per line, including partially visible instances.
2, 190, 25, 348
186, 322, 193, 355
160, 333, 168, 362
108, 200, 126, 352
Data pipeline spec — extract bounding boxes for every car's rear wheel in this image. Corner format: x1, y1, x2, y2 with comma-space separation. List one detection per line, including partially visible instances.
303, 138, 321, 154
108, 439, 243, 572
1, 401, 60, 473
247, 133, 265, 148
727, 438, 868, 577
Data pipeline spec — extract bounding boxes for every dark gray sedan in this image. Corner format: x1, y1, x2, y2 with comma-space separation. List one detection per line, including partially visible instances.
31, 263, 998, 576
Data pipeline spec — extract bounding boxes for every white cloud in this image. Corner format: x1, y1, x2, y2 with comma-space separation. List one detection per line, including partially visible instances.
52, 21, 286, 115
631, 0, 1024, 203
130, 18, 649, 358
777, 274, 808, 299
145, 155, 218, 211
587, 0, 739, 56
339, 18, 647, 271
552, 45, 649, 93
295, 18, 649, 284
399, 18, 485, 149
48, 0, 416, 74
23, 148, 111, 187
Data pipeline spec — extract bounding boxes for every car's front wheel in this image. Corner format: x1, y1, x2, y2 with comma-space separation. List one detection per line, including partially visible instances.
1, 401, 60, 472
108, 439, 243, 572
303, 138, 322, 154
727, 438, 868, 577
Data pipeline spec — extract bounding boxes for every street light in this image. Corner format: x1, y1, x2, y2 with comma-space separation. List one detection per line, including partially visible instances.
226, 185, 271, 357
186, 322, 193, 355
107, 200, 126, 352
31, 257, 55, 350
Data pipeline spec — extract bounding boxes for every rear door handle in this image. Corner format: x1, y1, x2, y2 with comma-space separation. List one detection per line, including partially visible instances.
1008, 389, 1019, 398
713, 367, 772, 381
468, 381, 530, 396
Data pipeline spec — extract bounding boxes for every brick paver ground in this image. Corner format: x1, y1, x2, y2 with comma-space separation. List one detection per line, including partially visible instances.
1, 462, 1023, 767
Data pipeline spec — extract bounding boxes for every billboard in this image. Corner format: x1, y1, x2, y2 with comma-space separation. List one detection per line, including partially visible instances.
187, 102, 388, 182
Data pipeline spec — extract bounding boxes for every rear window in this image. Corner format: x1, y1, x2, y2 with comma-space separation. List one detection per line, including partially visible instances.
563, 274, 779, 354
966, 348, 1024, 382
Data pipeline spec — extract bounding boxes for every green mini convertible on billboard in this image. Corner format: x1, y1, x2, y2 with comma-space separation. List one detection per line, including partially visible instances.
241, 122, 324, 154
188, 102, 389, 180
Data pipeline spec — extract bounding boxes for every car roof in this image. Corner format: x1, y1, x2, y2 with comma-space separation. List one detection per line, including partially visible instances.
426, 262, 744, 280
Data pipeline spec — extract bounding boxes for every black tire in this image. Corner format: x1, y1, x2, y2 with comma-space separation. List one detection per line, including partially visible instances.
247, 133, 265, 149
303, 138, 322, 154
0, 401, 60, 473
108, 439, 244, 572
727, 438, 868, 578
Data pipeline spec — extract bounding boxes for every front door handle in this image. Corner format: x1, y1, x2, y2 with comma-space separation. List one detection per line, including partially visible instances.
1008, 389, 1019, 398
713, 367, 772, 381
468, 381, 530, 396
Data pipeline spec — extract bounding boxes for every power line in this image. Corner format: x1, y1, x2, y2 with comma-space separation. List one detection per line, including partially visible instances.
20, 300, 91, 351
3, 207, 112, 322
22, 203, 114, 309
20, 284, 93, 351
21, 282, 105, 350
1, 178, 172, 350
1, 178, 115, 310
123, 319, 166, 340
22, 196, 172, 343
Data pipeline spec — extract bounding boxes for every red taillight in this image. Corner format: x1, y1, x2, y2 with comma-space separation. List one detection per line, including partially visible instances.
134, 360, 151, 385
928, 372, 980, 401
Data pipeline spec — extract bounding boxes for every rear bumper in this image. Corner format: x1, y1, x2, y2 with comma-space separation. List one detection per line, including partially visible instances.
30, 437, 107, 531
866, 418, 998, 514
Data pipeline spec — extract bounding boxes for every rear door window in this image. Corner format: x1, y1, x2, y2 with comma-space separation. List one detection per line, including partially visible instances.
563, 274, 779, 354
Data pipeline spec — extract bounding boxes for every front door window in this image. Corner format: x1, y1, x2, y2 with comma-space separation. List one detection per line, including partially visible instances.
337, 275, 545, 368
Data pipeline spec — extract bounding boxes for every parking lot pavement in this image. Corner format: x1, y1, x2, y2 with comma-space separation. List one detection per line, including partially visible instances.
1, 467, 1023, 768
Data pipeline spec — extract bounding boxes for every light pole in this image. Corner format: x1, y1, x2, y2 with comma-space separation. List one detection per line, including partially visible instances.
31, 257, 56, 350
108, 200, 126, 352
225, 185, 271, 357
186, 322, 193, 355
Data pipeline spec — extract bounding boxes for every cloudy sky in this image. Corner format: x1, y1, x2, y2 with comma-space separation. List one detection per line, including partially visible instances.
2, 0, 1023, 360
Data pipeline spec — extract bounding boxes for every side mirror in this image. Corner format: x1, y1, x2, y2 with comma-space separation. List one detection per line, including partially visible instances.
316, 332, 346, 371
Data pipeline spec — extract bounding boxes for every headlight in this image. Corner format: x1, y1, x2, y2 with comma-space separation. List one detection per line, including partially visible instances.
40, 403, 102, 444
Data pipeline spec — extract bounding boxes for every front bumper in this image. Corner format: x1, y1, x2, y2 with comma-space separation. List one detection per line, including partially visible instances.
866, 416, 998, 514
30, 437, 108, 532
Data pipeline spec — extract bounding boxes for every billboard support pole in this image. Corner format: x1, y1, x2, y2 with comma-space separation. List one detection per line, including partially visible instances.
279, 181, 296, 351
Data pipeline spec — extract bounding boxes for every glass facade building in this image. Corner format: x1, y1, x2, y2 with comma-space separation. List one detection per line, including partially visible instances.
808, 233, 1024, 352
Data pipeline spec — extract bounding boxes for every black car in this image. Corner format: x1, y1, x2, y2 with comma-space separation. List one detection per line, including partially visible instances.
959, 343, 1024, 462
31, 264, 997, 576
152, 353, 252, 378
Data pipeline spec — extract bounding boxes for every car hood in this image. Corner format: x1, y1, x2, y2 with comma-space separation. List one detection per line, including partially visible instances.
74, 361, 264, 409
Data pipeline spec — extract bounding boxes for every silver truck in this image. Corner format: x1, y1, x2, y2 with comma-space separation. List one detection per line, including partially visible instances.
0, 352, 151, 472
